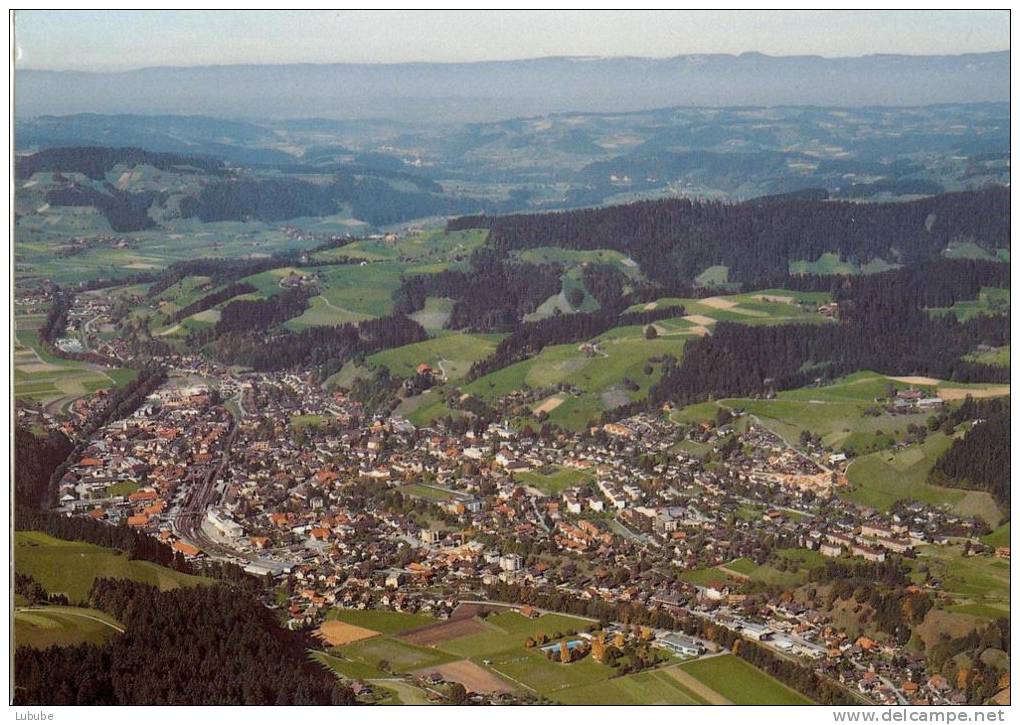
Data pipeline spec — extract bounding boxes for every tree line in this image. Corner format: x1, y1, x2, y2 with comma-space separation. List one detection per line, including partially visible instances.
16, 146, 225, 180
394, 248, 562, 331
484, 582, 856, 705
930, 410, 1009, 506
14, 578, 354, 705
449, 187, 1008, 285
45, 184, 159, 233
14, 427, 72, 510
651, 261, 1009, 406
40, 366, 167, 504
209, 314, 427, 378
167, 281, 257, 324
213, 286, 314, 336
15, 506, 193, 577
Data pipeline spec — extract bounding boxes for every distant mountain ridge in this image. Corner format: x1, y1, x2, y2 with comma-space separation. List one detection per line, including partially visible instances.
15, 51, 1009, 122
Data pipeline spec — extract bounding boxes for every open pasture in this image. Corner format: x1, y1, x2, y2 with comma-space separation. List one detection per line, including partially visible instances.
677, 654, 812, 705
336, 633, 458, 674
14, 606, 124, 650
14, 326, 135, 406
516, 466, 592, 495
15, 531, 210, 604
552, 667, 705, 705
844, 433, 1002, 525
365, 333, 503, 382
624, 288, 832, 328
464, 323, 690, 429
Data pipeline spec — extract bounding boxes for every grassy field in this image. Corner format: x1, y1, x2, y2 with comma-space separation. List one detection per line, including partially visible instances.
14, 606, 123, 650
516, 466, 593, 495
789, 252, 899, 276
723, 371, 939, 454
17, 207, 347, 285
336, 634, 458, 674
105, 480, 141, 497
364, 333, 504, 382
312, 651, 392, 681
485, 646, 615, 695
14, 323, 136, 406
918, 544, 1010, 621
694, 264, 732, 288
678, 654, 812, 705
286, 295, 369, 329
965, 345, 1010, 368
720, 548, 827, 587
551, 667, 705, 705
843, 433, 1002, 526
464, 322, 691, 429
983, 522, 1010, 548
319, 607, 818, 704
623, 289, 832, 329
312, 228, 487, 267
680, 566, 743, 589
409, 297, 455, 332
512, 246, 640, 274
291, 414, 327, 429
15, 531, 211, 604
942, 241, 1010, 263
930, 287, 1009, 322
326, 608, 436, 635
437, 611, 593, 660
401, 392, 459, 428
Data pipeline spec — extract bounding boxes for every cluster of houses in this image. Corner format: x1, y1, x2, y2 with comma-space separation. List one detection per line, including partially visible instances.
55, 382, 229, 537
26, 289, 1003, 707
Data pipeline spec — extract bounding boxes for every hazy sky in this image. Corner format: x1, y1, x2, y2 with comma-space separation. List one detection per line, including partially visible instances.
15, 10, 1010, 71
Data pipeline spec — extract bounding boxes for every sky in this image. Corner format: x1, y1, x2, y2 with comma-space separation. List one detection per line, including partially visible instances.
14, 10, 1010, 72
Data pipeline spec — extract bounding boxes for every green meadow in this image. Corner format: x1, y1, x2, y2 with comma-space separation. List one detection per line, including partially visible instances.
14, 606, 123, 650
15, 531, 211, 604
678, 655, 812, 705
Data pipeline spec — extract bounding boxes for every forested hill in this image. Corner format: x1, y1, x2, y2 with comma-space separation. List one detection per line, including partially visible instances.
15, 146, 225, 180
648, 260, 1010, 408
449, 187, 1009, 285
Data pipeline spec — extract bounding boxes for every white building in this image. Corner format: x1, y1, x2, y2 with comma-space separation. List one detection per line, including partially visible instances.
499, 553, 523, 572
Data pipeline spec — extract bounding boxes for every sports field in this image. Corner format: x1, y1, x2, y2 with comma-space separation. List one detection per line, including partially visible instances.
338, 632, 459, 673
317, 620, 379, 646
